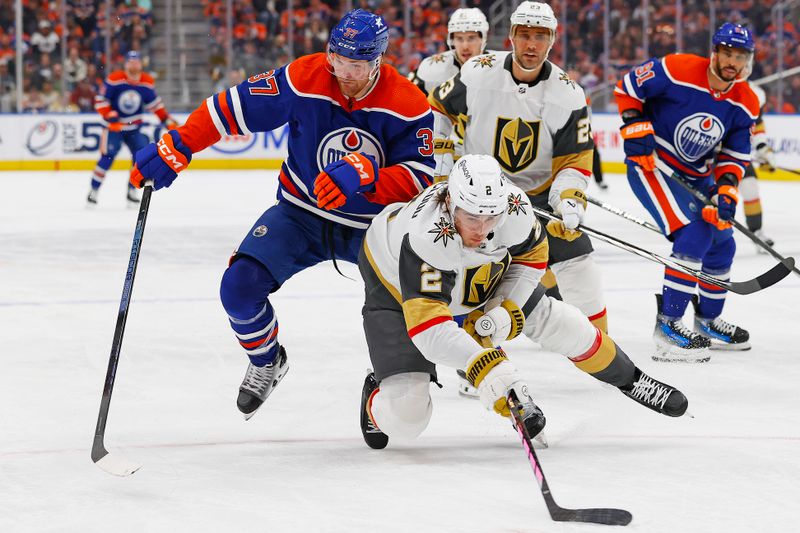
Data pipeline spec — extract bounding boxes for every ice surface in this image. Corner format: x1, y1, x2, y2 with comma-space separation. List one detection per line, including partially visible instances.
1, 170, 798, 532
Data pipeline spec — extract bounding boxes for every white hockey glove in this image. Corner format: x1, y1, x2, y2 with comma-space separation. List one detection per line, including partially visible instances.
546, 188, 587, 242
753, 138, 776, 172
464, 348, 522, 417
467, 297, 526, 346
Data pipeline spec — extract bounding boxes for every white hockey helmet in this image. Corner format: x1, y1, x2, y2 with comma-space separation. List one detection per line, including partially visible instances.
510, 1, 558, 35
447, 8, 489, 50
447, 154, 509, 217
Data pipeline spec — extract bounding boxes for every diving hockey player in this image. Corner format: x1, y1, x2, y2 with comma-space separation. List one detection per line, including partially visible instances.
615, 22, 759, 362
428, 2, 608, 393
88, 51, 177, 206
129, 9, 435, 419
358, 154, 688, 449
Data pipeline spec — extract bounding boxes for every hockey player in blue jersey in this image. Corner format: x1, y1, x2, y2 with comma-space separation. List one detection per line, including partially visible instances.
128, 9, 435, 419
88, 51, 177, 206
615, 23, 759, 362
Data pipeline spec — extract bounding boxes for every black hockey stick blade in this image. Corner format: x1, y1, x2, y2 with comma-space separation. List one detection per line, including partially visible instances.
531, 206, 792, 295
668, 174, 800, 278
725, 256, 795, 295
507, 391, 632, 526
91, 184, 153, 476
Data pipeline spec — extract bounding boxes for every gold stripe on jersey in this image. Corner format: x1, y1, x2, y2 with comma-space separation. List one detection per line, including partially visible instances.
460, 256, 511, 307
552, 149, 593, 178
402, 297, 453, 333
363, 242, 402, 304
511, 238, 549, 267
527, 175, 556, 196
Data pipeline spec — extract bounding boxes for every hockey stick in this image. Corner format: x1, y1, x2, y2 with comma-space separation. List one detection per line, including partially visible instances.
532, 206, 794, 295
586, 194, 662, 234
507, 390, 633, 526
91, 184, 153, 476
668, 174, 800, 279
777, 166, 800, 177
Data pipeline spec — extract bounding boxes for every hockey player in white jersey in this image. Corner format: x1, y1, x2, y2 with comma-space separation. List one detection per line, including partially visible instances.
428, 2, 608, 394
408, 7, 489, 94
740, 83, 776, 250
357, 155, 688, 449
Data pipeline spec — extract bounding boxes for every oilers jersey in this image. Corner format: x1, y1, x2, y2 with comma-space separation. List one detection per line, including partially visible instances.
362, 181, 548, 368
94, 71, 168, 130
615, 54, 759, 183
177, 53, 435, 229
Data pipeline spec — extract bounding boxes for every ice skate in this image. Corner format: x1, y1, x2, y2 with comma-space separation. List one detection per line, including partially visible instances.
360, 371, 388, 450
619, 368, 688, 417
236, 346, 289, 420
456, 369, 479, 398
692, 296, 750, 351
126, 186, 141, 206
753, 229, 774, 254
652, 295, 710, 363
87, 188, 99, 206
509, 385, 547, 442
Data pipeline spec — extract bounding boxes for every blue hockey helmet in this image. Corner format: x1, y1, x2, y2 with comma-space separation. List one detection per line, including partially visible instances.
328, 9, 389, 61
712, 23, 755, 53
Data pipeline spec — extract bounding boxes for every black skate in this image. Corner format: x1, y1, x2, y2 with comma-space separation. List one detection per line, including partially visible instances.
456, 369, 479, 398
512, 385, 547, 440
87, 188, 99, 206
691, 295, 751, 351
237, 346, 289, 420
126, 187, 141, 206
360, 372, 388, 449
619, 368, 688, 417
653, 294, 711, 363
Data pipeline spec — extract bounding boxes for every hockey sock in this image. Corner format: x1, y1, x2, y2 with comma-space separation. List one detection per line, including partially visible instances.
220, 256, 281, 366
568, 329, 635, 387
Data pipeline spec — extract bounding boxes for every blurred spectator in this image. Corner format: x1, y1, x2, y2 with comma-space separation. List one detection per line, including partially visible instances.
21, 87, 47, 113
69, 77, 96, 112
0, 59, 15, 112
40, 80, 63, 111
64, 46, 88, 86
31, 20, 60, 59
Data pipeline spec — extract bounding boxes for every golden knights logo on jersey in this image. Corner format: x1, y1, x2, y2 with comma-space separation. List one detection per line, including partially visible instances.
493, 117, 540, 174
461, 255, 511, 307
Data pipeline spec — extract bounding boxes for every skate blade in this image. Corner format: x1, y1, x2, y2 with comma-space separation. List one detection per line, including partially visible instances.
532, 430, 549, 449
652, 348, 711, 363
709, 341, 751, 351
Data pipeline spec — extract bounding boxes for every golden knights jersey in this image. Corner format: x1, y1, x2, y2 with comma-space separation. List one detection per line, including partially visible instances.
429, 52, 594, 202
409, 50, 461, 95
362, 181, 548, 367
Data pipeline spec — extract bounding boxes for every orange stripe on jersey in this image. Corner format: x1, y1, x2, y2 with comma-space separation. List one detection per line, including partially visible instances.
614, 79, 643, 113
656, 148, 710, 177
176, 101, 222, 154
512, 261, 548, 270
698, 279, 724, 291
665, 267, 697, 283
641, 168, 685, 232
216, 92, 239, 136
402, 297, 452, 337
279, 168, 303, 199
287, 54, 431, 119
364, 166, 429, 206
407, 315, 451, 338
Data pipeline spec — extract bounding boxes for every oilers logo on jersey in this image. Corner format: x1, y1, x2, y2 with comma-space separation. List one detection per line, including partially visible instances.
317, 128, 386, 169
117, 90, 143, 114
674, 113, 726, 162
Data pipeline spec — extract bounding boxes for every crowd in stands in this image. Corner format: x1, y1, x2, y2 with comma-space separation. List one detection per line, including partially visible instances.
204, 0, 799, 114
0, 0, 154, 113
0, 1, 797, 114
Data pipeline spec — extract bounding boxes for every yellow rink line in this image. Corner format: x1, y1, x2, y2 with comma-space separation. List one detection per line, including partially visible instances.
0, 159, 798, 181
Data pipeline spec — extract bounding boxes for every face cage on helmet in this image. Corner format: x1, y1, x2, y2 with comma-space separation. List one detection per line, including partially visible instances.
326, 50, 382, 82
